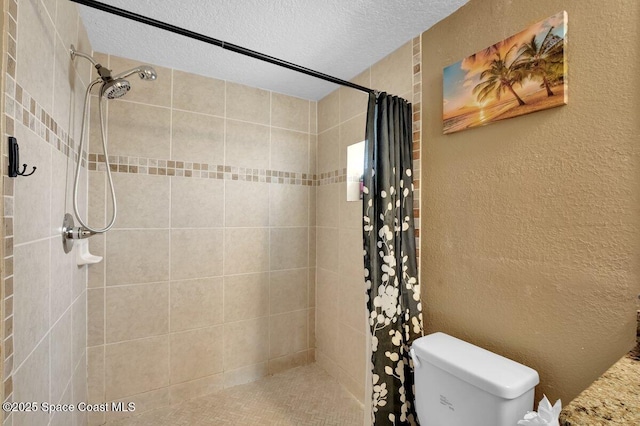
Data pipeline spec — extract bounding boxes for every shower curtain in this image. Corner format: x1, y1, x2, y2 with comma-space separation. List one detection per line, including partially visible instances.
363, 92, 423, 425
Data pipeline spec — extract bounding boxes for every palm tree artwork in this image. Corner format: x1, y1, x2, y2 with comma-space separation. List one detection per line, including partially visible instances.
473, 46, 527, 106
512, 27, 565, 97
443, 11, 567, 134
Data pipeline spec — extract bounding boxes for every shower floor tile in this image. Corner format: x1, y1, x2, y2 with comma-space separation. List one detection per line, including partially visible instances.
108, 364, 365, 425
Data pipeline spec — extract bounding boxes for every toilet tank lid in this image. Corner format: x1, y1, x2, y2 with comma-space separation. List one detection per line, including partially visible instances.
412, 332, 539, 400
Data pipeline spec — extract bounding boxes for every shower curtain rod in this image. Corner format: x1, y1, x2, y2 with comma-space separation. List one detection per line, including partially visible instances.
70, 0, 377, 95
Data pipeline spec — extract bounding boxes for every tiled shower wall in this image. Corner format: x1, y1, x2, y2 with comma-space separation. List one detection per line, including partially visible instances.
2, 0, 92, 425
85, 53, 317, 424
315, 38, 421, 404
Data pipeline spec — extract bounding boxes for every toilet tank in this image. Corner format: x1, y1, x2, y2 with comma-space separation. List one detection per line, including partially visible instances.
411, 332, 539, 426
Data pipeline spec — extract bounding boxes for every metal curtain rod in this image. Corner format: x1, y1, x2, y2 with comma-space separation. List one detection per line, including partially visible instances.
70, 0, 376, 95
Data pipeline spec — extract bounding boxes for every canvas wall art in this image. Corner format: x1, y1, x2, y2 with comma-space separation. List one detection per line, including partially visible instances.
443, 11, 567, 134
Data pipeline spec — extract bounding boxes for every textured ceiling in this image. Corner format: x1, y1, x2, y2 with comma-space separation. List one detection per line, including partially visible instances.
78, 0, 468, 100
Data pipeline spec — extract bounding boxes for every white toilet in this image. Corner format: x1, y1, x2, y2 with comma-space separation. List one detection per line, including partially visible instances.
411, 332, 539, 426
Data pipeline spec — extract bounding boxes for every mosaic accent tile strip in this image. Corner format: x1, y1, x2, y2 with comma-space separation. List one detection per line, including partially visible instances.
4, 75, 88, 165
89, 155, 318, 186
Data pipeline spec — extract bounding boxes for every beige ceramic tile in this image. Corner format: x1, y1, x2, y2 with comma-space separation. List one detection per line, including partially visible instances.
171, 110, 224, 164
309, 186, 317, 227
317, 126, 340, 174
169, 374, 224, 405
223, 318, 269, 370
339, 184, 363, 229
308, 267, 317, 307
88, 234, 106, 288
340, 69, 370, 123
268, 351, 308, 376
316, 183, 339, 227
339, 275, 367, 332
13, 339, 49, 426
52, 34, 73, 132
310, 101, 318, 134
224, 228, 270, 275
370, 41, 413, 96
309, 227, 317, 268
170, 326, 224, 384
50, 238, 73, 324
75, 18, 93, 85
224, 181, 269, 227
55, 0, 78, 46
52, 382, 73, 426
269, 184, 308, 227
50, 309, 73, 404
223, 362, 268, 389
269, 310, 308, 359
224, 119, 270, 169
226, 81, 270, 125
337, 326, 366, 385
105, 282, 169, 343
71, 352, 89, 425
315, 311, 338, 362
318, 89, 339, 133
270, 227, 308, 270
271, 93, 309, 132
171, 177, 224, 228
309, 133, 318, 175
106, 230, 170, 285
170, 277, 223, 332
269, 269, 308, 315
316, 227, 338, 271
16, 0, 55, 112
87, 289, 105, 347
223, 273, 269, 322
172, 70, 225, 116
108, 101, 171, 158
87, 346, 105, 403
88, 171, 106, 228
72, 294, 87, 368
308, 308, 316, 348
109, 55, 172, 107
171, 229, 223, 280
339, 228, 365, 278
316, 267, 339, 318
105, 336, 169, 400
270, 128, 309, 173
13, 124, 51, 244
112, 174, 170, 229
13, 240, 50, 367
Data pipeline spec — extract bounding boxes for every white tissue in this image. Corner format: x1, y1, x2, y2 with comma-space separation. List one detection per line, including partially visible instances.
517, 395, 562, 426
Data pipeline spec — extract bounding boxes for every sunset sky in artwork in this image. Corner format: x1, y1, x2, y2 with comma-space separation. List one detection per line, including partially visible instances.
443, 12, 566, 116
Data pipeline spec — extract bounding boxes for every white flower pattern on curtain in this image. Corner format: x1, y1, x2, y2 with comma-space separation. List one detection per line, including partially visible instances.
363, 92, 423, 425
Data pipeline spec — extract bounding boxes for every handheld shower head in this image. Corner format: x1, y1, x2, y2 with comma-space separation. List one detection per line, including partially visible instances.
114, 65, 157, 81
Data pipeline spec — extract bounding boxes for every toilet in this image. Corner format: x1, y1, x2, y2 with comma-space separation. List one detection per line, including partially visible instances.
411, 332, 539, 426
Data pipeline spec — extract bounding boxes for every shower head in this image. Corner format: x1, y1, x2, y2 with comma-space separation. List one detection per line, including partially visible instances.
100, 79, 131, 99
114, 65, 157, 81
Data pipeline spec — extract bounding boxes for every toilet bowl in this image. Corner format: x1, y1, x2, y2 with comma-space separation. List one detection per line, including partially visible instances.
411, 332, 539, 426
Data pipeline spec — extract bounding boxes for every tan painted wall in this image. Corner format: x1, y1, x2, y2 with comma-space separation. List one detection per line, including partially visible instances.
420, 0, 640, 402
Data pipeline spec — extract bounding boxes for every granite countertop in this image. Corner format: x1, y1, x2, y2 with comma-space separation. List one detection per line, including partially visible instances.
560, 345, 640, 425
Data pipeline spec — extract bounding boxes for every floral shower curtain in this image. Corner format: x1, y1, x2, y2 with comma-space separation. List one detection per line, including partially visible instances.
363, 92, 423, 425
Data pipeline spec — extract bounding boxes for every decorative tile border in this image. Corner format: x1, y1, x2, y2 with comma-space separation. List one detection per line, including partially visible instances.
89, 155, 317, 186
412, 36, 422, 265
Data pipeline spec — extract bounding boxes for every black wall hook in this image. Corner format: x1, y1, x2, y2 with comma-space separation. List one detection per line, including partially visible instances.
8, 137, 36, 178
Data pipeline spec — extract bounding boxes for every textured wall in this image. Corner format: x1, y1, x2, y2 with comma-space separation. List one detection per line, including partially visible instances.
420, 0, 640, 403
2, 0, 92, 425
85, 53, 317, 424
